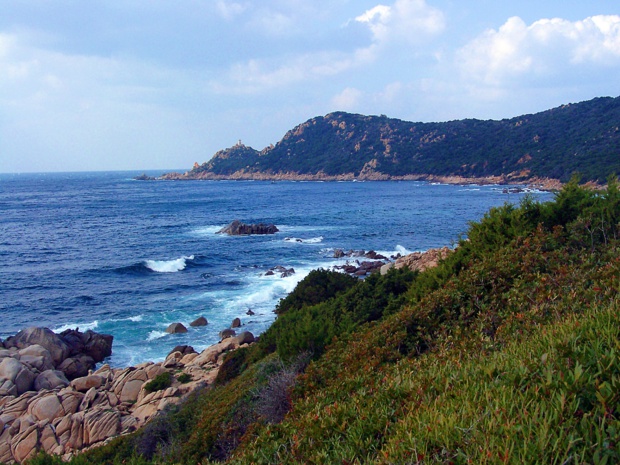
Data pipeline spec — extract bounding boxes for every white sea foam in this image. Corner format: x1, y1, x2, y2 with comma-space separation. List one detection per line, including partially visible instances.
110, 315, 144, 323
190, 225, 226, 237
284, 236, 324, 244
53, 320, 99, 333
146, 330, 168, 341
145, 255, 194, 273
395, 244, 412, 255
375, 244, 414, 258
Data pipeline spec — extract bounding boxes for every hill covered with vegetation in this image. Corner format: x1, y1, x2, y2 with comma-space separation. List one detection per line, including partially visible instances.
170, 96, 620, 183
28, 175, 620, 464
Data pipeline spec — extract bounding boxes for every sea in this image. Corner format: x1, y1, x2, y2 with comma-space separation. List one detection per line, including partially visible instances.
0, 171, 553, 367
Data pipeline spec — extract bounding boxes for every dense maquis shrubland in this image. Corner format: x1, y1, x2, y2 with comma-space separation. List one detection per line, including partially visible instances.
167, 96, 620, 183
27, 175, 620, 464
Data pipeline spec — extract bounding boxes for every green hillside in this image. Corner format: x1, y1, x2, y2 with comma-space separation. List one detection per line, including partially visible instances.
183, 96, 620, 183
29, 176, 620, 465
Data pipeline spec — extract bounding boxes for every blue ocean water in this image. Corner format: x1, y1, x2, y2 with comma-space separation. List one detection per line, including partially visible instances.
0, 172, 552, 367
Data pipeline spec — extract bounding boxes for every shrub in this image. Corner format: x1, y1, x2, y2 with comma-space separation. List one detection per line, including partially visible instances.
144, 371, 172, 393
254, 352, 311, 424
215, 346, 252, 385
176, 373, 192, 384
274, 268, 357, 315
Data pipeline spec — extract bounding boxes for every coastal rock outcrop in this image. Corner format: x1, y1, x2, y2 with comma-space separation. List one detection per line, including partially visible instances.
3, 327, 71, 367
0, 328, 256, 464
59, 328, 113, 363
332, 249, 390, 277
380, 247, 452, 275
1, 328, 113, 386
332, 248, 451, 278
217, 220, 279, 236
265, 265, 295, 278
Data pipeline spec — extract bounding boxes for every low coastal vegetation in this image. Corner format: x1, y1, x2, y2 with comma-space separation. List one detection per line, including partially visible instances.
165, 96, 620, 184
25, 175, 620, 464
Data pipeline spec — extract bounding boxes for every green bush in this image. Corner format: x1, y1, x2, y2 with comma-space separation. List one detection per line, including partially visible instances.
143, 371, 172, 393
215, 346, 252, 385
274, 268, 357, 315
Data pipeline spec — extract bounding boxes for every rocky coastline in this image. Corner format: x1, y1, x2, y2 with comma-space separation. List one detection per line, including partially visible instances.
0, 325, 256, 464
0, 247, 452, 463
146, 170, 563, 191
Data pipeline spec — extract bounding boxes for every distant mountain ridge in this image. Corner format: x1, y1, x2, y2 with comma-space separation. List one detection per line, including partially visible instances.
164, 96, 620, 183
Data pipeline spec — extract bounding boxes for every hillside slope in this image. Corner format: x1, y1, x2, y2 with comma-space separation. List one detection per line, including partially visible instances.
35, 177, 620, 465
169, 96, 620, 183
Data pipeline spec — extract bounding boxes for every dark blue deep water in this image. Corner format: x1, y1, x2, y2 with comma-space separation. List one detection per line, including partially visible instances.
0, 172, 552, 366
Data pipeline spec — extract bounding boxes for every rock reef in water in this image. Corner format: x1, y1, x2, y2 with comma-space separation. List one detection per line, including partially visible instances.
216, 220, 279, 235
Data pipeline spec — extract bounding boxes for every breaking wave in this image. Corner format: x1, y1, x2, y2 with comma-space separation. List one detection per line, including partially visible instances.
144, 255, 195, 273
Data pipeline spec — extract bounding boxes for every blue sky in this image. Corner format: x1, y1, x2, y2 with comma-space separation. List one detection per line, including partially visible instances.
1, 0, 619, 172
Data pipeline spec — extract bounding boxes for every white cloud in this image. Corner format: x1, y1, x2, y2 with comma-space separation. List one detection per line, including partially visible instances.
215, 1, 248, 20
210, 48, 374, 94
378, 81, 404, 103
248, 10, 296, 36
331, 87, 363, 110
210, 0, 446, 95
458, 15, 620, 86
355, 0, 445, 46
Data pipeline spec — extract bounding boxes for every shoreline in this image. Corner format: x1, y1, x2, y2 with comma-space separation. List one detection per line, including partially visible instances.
0, 246, 452, 463
0, 327, 256, 464
145, 170, 565, 191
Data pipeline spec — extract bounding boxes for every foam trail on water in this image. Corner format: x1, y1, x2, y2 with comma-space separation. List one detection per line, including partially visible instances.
284, 236, 324, 244
110, 315, 144, 323
145, 255, 194, 273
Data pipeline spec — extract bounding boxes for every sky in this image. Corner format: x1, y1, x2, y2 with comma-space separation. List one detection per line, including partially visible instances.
1, 0, 619, 173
